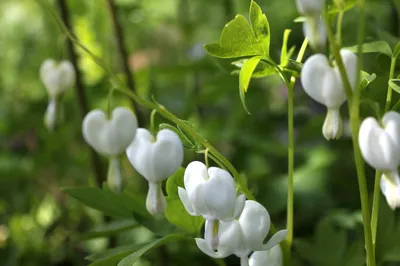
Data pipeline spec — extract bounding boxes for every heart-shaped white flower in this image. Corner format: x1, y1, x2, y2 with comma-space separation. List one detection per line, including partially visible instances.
195, 200, 287, 263
40, 59, 76, 98
301, 49, 357, 140
82, 107, 138, 157
359, 111, 400, 171
126, 128, 184, 183
295, 0, 325, 15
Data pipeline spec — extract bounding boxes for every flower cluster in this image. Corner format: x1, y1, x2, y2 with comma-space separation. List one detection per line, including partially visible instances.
40, 59, 76, 131
359, 111, 400, 209
179, 162, 287, 266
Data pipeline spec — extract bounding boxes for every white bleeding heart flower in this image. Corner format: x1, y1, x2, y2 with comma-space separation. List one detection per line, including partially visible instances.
301, 49, 357, 140
295, 0, 325, 16
40, 59, 75, 98
380, 173, 400, 210
126, 128, 184, 215
195, 200, 287, 266
359, 112, 400, 172
82, 107, 138, 156
249, 245, 283, 266
303, 15, 326, 50
178, 161, 245, 249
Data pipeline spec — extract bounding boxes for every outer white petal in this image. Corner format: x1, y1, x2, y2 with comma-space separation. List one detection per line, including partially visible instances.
261, 230, 288, 251
58, 60, 76, 93
233, 194, 246, 219
303, 16, 326, 49
184, 161, 209, 214
238, 200, 271, 252
83, 107, 137, 156
301, 54, 345, 108
382, 111, 400, 154
340, 49, 358, 90
126, 128, 154, 180
178, 187, 197, 216
249, 245, 283, 266
204, 167, 237, 221
151, 129, 184, 181
359, 117, 399, 170
295, 0, 325, 15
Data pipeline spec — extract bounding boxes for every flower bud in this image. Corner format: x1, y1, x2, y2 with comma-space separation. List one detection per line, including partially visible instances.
359, 112, 400, 171
178, 161, 245, 221
249, 245, 283, 266
82, 107, 138, 157
44, 98, 64, 131
322, 108, 343, 140
146, 182, 167, 216
195, 200, 287, 262
303, 16, 326, 51
380, 173, 400, 210
40, 59, 75, 98
107, 157, 126, 193
295, 0, 325, 16
301, 49, 357, 140
126, 128, 184, 183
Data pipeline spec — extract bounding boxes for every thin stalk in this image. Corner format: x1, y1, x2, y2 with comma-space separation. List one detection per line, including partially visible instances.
371, 170, 381, 249
336, 11, 344, 47
325, 1, 375, 265
285, 37, 309, 262
385, 57, 397, 112
105, 0, 144, 125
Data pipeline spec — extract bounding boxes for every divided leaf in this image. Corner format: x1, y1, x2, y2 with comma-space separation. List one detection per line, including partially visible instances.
345, 41, 393, 57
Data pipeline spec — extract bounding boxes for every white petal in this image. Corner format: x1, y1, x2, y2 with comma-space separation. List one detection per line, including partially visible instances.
249, 245, 283, 266
195, 238, 230, 259
204, 167, 237, 221
40, 59, 75, 97
126, 128, 154, 180
295, 0, 325, 15
322, 108, 343, 140
178, 187, 198, 216
303, 16, 326, 50
238, 200, 271, 251
339, 49, 358, 91
184, 161, 209, 208
261, 230, 288, 251
382, 111, 400, 157
233, 194, 246, 219
380, 175, 400, 210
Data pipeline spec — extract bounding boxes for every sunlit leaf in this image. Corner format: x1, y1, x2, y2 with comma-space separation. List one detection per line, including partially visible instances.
345, 41, 392, 57
85, 220, 138, 239
280, 29, 292, 66
389, 79, 400, 94
249, 0, 270, 57
239, 56, 262, 114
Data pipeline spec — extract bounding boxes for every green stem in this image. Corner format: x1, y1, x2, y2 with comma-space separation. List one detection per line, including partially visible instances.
284, 38, 309, 264
336, 11, 344, 47
371, 170, 381, 250
150, 109, 157, 135
385, 57, 397, 112
325, 1, 375, 265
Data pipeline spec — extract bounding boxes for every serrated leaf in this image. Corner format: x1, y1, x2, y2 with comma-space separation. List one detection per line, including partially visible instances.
249, 0, 270, 57
239, 56, 262, 114
85, 219, 138, 239
389, 79, 400, 93
117, 234, 188, 266
345, 41, 393, 57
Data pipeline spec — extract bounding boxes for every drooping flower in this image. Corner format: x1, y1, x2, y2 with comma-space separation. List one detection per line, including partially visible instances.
40, 59, 75, 131
301, 49, 357, 140
178, 161, 245, 249
359, 112, 400, 172
195, 200, 287, 266
40, 59, 76, 98
82, 107, 137, 192
380, 174, 400, 210
126, 128, 184, 215
249, 245, 283, 266
295, 0, 325, 16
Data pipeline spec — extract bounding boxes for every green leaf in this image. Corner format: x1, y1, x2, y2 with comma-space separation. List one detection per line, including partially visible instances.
117, 234, 189, 266
85, 219, 138, 239
239, 56, 262, 114
345, 41, 393, 57
165, 168, 204, 234
293, 16, 306, 23
328, 0, 357, 14
280, 29, 292, 66
360, 71, 377, 90
87, 243, 145, 263
249, 0, 270, 57
389, 79, 400, 94
159, 124, 198, 149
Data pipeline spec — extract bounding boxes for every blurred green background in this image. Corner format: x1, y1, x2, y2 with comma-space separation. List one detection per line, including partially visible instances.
2, 0, 400, 265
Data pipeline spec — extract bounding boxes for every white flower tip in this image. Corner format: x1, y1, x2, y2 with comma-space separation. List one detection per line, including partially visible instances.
303, 16, 326, 51
195, 238, 227, 259
178, 187, 197, 216
146, 182, 166, 216
262, 229, 288, 251
323, 108, 343, 140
